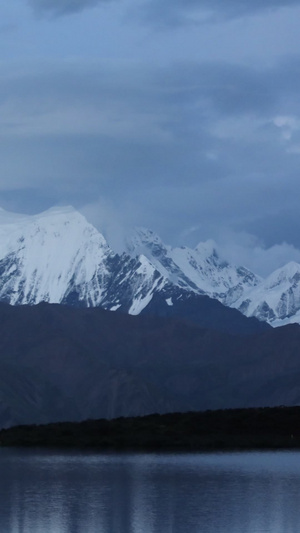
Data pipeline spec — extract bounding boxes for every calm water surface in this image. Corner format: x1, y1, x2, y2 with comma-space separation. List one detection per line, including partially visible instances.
0, 449, 300, 532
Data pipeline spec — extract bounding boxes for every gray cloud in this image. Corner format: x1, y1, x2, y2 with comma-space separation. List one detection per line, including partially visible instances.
1, 57, 300, 269
215, 231, 300, 277
28, 0, 111, 17
28, 0, 300, 22
4, 0, 300, 278
141, 0, 300, 26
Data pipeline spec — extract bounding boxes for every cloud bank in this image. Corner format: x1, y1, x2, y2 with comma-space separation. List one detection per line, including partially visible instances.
28, 0, 300, 21
29, 0, 112, 16
1, 53, 300, 273
141, 0, 300, 26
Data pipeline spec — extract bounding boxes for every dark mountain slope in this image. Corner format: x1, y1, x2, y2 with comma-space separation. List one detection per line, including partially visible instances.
0, 302, 298, 428
140, 290, 270, 335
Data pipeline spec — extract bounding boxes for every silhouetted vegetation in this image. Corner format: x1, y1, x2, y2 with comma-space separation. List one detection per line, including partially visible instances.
1, 406, 300, 451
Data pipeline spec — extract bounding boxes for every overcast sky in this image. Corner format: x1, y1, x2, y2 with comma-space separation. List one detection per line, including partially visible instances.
1, 0, 300, 274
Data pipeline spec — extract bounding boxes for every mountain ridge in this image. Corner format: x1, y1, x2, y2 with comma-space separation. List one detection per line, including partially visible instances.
0, 205, 298, 326
0, 301, 296, 428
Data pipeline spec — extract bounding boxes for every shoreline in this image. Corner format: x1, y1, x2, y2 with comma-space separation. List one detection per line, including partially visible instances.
1, 406, 300, 452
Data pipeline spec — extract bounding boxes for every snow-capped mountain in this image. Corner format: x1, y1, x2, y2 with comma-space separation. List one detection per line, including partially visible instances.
0, 206, 167, 313
0, 205, 300, 327
126, 228, 300, 326
126, 227, 261, 304
233, 262, 300, 327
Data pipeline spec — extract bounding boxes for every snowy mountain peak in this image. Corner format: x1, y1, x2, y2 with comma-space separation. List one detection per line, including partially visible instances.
233, 260, 300, 326
28, 205, 101, 235
33, 205, 78, 217
1, 205, 300, 327
0, 206, 170, 314
127, 228, 260, 303
126, 227, 166, 258
266, 261, 300, 287
0, 206, 113, 305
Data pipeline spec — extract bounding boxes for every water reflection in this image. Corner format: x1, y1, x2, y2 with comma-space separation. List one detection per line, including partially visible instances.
1, 449, 300, 532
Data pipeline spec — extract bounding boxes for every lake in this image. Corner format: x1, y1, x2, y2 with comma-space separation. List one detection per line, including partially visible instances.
0, 449, 300, 532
